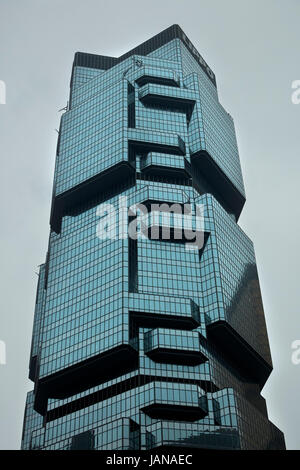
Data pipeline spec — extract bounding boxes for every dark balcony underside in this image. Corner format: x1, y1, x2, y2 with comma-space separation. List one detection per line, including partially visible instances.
146, 347, 208, 365
136, 75, 179, 88
207, 320, 272, 388
129, 138, 185, 156
141, 164, 191, 180
191, 150, 245, 220
130, 310, 199, 334
139, 93, 195, 122
142, 403, 208, 421
34, 344, 138, 415
50, 161, 135, 233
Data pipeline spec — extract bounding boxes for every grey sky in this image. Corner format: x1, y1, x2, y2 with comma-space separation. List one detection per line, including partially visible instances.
0, 0, 299, 450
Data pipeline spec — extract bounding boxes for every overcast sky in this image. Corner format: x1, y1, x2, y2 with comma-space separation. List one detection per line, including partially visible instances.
0, 0, 299, 450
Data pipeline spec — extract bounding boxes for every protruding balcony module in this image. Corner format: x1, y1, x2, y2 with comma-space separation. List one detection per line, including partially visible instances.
144, 329, 208, 365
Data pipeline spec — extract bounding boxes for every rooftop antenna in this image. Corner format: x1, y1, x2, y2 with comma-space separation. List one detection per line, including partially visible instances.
58, 101, 68, 112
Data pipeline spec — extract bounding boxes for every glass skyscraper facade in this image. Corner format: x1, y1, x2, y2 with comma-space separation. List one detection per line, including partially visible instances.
21, 25, 285, 450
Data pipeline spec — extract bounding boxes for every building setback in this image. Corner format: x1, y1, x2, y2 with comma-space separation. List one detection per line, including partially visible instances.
21, 25, 285, 450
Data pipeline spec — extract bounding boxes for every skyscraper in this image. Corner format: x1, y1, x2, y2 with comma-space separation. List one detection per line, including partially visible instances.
21, 25, 285, 450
